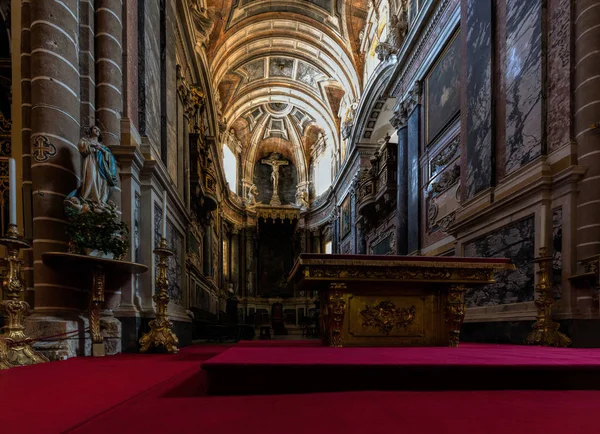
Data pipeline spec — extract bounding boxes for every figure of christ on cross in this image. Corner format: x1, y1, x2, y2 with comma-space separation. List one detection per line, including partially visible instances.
261, 155, 289, 206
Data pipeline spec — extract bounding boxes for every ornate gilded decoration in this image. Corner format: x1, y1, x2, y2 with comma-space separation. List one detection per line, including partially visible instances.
0, 111, 11, 133
0, 233, 48, 367
326, 284, 348, 347
139, 238, 179, 354
255, 206, 300, 222
0, 337, 10, 370
360, 301, 416, 334
306, 265, 453, 281
457, 267, 493, 281
525, 247, 571, 347
290, 254, 513, 347
445, 284, 467, 347
88, 267, 105, 355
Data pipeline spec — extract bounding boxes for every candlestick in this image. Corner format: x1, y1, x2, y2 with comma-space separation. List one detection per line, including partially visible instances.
161, 190, 167, 238
139, 239, 178, 354
0, 233, 49, 367
525, 246, 571, 347
540, 203, 547, 249
8, 157, 16, 226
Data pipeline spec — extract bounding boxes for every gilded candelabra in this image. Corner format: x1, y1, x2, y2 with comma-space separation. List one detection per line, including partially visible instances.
0, 224, 48, 368
139, 238, 179, 353
525, 247, 571, 347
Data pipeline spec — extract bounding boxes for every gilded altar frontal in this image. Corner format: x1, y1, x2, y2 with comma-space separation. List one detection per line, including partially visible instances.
0, 0, 599, 364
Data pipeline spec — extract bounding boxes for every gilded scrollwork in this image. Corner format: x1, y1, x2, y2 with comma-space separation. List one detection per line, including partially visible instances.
307, 265, 453, 281
327, 284, 348, 347
445, 285, 467, 347
360, 301, 416, 335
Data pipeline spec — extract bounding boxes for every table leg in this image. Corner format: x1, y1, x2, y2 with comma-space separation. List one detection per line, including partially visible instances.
90, 267, 106, 357
327, 283, 348, 348
445, 284, 467, 347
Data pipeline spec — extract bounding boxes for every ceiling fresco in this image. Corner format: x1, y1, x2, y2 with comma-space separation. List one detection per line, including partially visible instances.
202, 0, 369, 183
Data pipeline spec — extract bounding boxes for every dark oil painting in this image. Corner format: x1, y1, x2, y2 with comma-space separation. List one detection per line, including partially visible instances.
425, 30, 461, 144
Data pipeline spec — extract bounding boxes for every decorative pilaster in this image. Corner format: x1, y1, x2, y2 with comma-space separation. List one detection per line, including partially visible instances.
406, 82, 421, 254
392, 102, 409, 255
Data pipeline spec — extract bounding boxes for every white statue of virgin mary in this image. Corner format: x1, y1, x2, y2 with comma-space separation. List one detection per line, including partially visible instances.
66, 126, 119, 212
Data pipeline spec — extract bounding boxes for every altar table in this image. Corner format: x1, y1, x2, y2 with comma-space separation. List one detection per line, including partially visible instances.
288, 254, 514, 347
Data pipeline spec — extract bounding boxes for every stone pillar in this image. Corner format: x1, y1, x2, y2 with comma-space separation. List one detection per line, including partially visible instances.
406, 83, 421, 254
80, 0, 95, 130
311, 230, 321, 253
95, 0, 122, 147
94, 0, 124, 352
20, 0, 34, 305
575, 1, 600, 261
393, 108, 409, 255
28, 0, 86, 358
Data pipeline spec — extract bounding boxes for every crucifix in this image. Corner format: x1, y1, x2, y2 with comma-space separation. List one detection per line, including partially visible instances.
261, 154, 289, 206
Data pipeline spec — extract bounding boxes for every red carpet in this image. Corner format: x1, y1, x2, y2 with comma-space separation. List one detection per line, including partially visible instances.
1, 343, 600, 433
203, 343, 600, 394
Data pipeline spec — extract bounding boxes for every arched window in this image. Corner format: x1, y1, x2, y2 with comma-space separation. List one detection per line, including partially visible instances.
324, 241, 332, 254
223, 145, 237, 193
314, 148, 332, 196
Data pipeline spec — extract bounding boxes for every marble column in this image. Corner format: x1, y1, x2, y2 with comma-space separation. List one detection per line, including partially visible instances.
28, 0, 85, 358
80, 0, 95, 130
575, 0, 600, 261
464, 0, 494, 198
406, 86, 421, 254
394, 111, 409, 255
95, 0, 122, 147
94, 0, 124, 350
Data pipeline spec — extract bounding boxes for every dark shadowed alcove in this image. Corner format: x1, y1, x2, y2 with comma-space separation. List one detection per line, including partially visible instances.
257, 218, 300, 297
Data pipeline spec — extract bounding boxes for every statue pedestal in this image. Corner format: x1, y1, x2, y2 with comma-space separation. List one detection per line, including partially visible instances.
269, 195, 282, 206
42, 253, 148, 356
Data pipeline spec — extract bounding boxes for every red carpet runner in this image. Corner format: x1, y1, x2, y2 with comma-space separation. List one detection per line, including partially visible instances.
1, 343, 599, 433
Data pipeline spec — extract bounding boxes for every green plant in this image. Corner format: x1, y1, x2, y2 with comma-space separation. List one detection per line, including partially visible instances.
65, 200, 129, 259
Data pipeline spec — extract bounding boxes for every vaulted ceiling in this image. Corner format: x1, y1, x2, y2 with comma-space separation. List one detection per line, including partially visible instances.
202, 0, 369, 179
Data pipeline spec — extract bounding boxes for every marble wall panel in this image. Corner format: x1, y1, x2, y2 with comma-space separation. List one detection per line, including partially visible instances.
552, 207, 563, 299
407, 107, 420, 253
465, 0, 493, 199
166, 1, 179, 191
547, 0, 571, 153
143, 0, 161, 151
505, 0, 542, 174
464, 217, 535, 307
